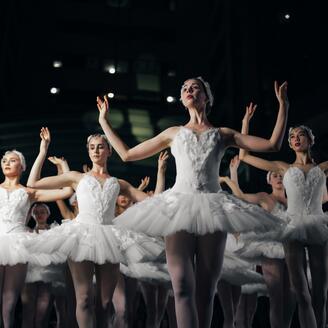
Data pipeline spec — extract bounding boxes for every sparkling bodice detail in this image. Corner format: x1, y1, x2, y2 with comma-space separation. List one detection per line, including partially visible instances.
0, 188, 31, 233
76, 175, 120, 225
283, 166, 326, 216
171, 127, 224, 193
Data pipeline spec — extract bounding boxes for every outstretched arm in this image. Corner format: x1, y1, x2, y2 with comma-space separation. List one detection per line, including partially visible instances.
97, 95, 177, 161
154, 151, 169, 195
221, 82, 289, 156
27, 127, 51, 187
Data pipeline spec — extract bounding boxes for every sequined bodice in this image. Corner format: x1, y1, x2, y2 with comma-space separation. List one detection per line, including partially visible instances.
170, 127, 225, 193
0, 188, 31, 233
283, 166, 326, 216
76, 175, 120, 225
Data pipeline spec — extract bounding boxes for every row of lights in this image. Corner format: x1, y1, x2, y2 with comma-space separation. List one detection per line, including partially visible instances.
51, 61, 177, 102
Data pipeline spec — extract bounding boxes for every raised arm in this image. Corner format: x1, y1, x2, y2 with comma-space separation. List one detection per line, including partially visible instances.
235, 101, 288, 173
220, 156, 266, 206
97, 95, 177, 161
221, 82, 289, 156
154, 151, 169, 195
137, 176, 150, 191
27, 127, 51, 186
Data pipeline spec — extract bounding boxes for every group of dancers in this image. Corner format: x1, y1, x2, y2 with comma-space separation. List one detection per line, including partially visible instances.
0, 76, 327, 328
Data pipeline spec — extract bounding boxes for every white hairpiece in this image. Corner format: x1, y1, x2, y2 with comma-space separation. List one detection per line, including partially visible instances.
288, 125, 315, 147
4, 150, 26, 172
266, 171, 273, 184
31, 203, 51, 219
196, 76, 214, 107
86, 134, 112, 151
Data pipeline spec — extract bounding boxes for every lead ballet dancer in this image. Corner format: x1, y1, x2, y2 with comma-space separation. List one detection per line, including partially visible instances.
96, 77, 289, 328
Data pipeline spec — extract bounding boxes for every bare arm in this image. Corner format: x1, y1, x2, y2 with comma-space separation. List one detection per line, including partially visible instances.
221, 82, 289, 155
28, 171, 81, 189
97, 95, 177, 161
27, 127, 51, 187
56, 200, 75, 220
236, 102, 288, 173
118, 179, 149, 203
154, 151, 169, 195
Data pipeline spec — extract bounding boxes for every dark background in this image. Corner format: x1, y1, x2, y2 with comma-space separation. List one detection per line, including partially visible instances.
1, 0, 327, 326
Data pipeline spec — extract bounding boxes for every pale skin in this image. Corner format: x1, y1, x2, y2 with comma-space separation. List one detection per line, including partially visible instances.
96, 78, 289, 328
113, 151, 169, 328
27, 130, 152, 328
221, 152, 295, 328
0, 131, 73, 328
239, 108, 328, 328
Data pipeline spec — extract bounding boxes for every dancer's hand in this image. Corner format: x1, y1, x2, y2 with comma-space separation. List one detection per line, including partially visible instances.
158, 151, 169, 172
138, 176, 150, 191
274, 81, 289, 106
218, 176, 229, 184
229, 155, 240, 173
48, 156, 66, 167
96, 95, 109, 123
39, 127, 51, 153
242, 102, 257, 125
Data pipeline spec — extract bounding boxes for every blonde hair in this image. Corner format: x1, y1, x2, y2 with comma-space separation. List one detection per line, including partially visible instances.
86, 134, 112, 151
288, 125, 315, 147
3, 150, 26, 172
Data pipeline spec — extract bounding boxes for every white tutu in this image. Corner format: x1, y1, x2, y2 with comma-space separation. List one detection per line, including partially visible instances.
120, 262, 171, 285
114, 127, 285, 237
241, 283, 268, 296
25, 219, 165, 266
281, 166, 328, 244
220, 253, 264, 287
235, 241, 285, 263
113, 190, 285, 237
25, 175, 165, 265
0, 188, 36, 266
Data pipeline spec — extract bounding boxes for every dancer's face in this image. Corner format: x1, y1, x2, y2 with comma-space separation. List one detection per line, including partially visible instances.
180, 79, 208, 110
268, 172, 284, 190
116, 195, 132, 208
1, 153, 23, 177
289, 127, 311, 152
87, 137, 111, 165
33, 205, 49, 224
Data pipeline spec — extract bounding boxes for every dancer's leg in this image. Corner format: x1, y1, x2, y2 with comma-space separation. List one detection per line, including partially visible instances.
165, 231, 197, 328
308, 243, 328, 328
217, 280, 241, 328
95, 262, 120, 328
21, 283, 37, 328
262, 259, 284, 328
68, 260, 95, 328
34, 282, 52, 328
196, 231, 227, 328
1, 264, 27, 328
284, 241, 317, 328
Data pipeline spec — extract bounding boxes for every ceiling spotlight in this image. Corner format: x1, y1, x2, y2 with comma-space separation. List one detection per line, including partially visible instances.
107, 92, 115, 98
50, 87, 60, 94
108, 66, 116, 74
53, 60, 63, 68
166, 96, 175, 103
284, 13, 290, 20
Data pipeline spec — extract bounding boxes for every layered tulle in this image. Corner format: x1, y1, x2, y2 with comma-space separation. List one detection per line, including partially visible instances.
25, 220, 165, 266
113, 189, 285, 237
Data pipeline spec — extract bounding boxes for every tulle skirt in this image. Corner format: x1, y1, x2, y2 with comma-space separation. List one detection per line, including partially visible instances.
24, 219, 165, 266
113, 189, 285, 237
